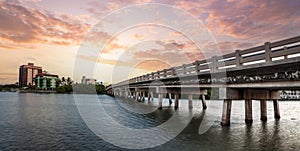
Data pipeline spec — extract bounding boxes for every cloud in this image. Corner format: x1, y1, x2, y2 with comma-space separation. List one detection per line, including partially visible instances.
132, 40, 202, 67
0, 43, 17, 50
102, 42, 128, 54
77, 52, 171, 72
172, 0, 300, 42
77, 54, 131, 67
0, 1, 92, 46
83, 0, 300, 68
155, 40, 185, 50
26, 0, 41, 3
135, 59, 171, 71
203, 0, 300, 40
134, 34, 143, 40
215, 41, 256, 53
85, 0, 153, 17
78, 39, 206, 71
168, 31, 182, 37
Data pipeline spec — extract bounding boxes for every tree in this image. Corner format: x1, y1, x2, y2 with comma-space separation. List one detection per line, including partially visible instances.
56, 78, 62, 87
67, 77, 72, 85
62, 77, 65, 83
95, 84, 105, 94
56, 85, 73, 93
56, 86, 66, 93
61, 77, 66, 85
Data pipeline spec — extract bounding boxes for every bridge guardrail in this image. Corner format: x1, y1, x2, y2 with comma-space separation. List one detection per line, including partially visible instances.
109, 36, 300, 89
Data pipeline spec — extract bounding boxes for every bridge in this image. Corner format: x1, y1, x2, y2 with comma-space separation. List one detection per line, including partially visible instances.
106, 35, 300, 126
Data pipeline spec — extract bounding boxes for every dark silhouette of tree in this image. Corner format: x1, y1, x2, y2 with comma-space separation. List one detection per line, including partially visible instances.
67, 77, 72, 85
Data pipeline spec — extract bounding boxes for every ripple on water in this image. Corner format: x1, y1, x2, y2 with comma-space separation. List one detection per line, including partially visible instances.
0, 93, 300, 150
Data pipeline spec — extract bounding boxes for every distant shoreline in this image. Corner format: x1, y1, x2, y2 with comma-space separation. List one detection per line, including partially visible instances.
19, 89, 57, 93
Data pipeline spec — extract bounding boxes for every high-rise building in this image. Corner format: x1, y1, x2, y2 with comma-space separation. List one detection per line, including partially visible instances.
19, 63, 42, 87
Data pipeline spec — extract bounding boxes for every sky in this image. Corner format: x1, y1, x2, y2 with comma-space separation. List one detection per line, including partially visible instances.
0, 0, 299, 84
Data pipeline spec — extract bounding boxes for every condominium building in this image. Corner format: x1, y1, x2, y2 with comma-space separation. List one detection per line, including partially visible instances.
35, 72, 59, 90
19, 63, 42, 87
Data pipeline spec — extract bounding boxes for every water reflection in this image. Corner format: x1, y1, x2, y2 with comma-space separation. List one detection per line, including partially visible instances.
0, 93, 299, 150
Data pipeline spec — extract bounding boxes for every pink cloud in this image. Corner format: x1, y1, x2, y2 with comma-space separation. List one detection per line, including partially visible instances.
204, 0, 300, 41
0, 1, 92, 45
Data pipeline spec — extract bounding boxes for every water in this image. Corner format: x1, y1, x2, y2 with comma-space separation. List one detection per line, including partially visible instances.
0, 92, 299, 150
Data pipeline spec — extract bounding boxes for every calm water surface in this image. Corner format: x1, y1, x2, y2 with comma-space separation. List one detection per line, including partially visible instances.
0, 92, 299, 150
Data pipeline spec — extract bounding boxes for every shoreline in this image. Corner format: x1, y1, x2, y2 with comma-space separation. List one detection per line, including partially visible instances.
19, 89, 57, 94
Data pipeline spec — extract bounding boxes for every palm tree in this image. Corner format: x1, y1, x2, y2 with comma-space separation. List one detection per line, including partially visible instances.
67, 77, 72, 85
61, 77, 66, 85
56, 78, 62, 87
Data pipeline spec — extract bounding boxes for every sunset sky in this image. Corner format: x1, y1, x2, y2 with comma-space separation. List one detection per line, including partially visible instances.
0, 0, 299, 84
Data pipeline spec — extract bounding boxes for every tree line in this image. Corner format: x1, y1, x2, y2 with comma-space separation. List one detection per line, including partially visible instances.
1, 77, 106, 94
56, 77, 106, 94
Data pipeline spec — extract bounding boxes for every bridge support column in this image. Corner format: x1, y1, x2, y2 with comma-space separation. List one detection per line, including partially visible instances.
135, 92, 138, 102
142, 91, 145, 102
139, 91, 141, 101
148, 91, 151, 102
245, 99, 253, 123
221, 99, 232, 126
168, 93, 172, 105
137, 91, 140, 101
201, 95, 207, 109
151, 92, 154, 101
174, 94, 179, 110
273, 99, 281, 119
188, 94, 193, 109
158, 93, 163, 110
139, 91, 142, 101
260, 100, 267, 121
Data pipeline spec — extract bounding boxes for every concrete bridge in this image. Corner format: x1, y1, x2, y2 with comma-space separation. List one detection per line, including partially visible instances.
106, 36, 300, 126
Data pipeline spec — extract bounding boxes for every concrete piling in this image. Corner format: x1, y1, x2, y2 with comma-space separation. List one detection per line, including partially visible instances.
273, 99, 281, 119
221, 99, 232, 126
158, 93, 163, 110
201, 95, 207, 109
188, 94, 193, 109
245, 99, 253, 123
260, 100, 267, 121
174, 93, 179, 110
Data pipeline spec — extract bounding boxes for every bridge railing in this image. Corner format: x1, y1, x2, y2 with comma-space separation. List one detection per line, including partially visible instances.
112, 36, 300, 87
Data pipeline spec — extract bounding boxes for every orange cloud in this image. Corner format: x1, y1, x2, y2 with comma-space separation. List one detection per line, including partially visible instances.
102, 42, 128, 54
169, 31, 182, 37
134, 34, 144, 40
135, 59, 171, 71
77, 54, 131, 67
0, 1, 92, 46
